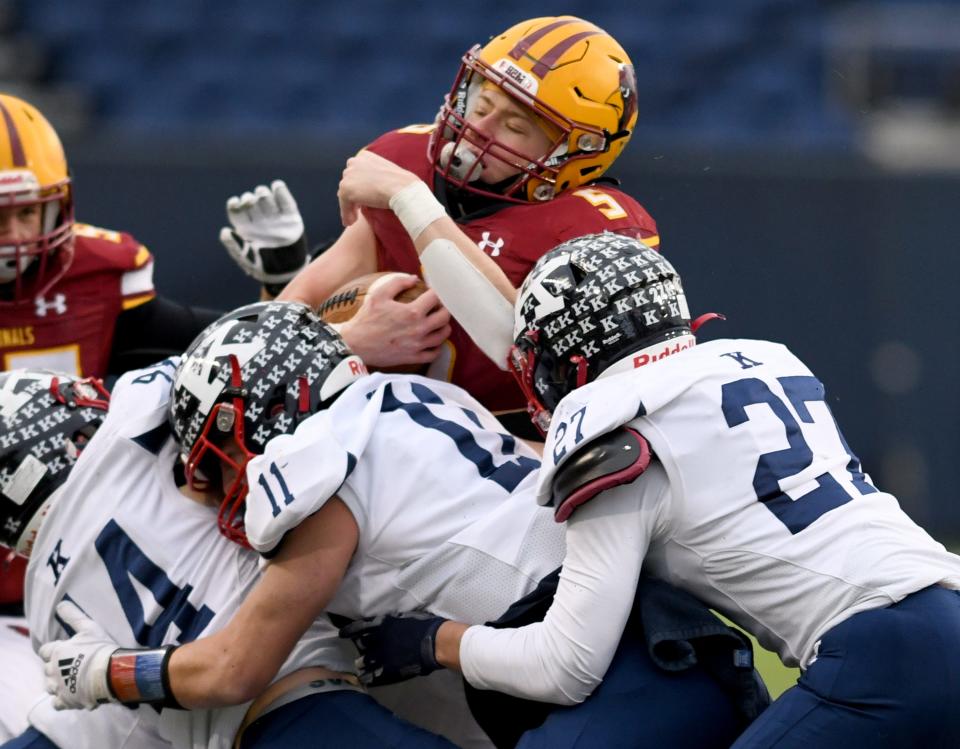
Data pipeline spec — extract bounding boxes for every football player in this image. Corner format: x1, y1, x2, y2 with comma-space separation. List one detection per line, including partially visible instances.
0, 93, 308, 611
263, 16, 658, 433
0, 369, 166, 749
0, 356, 452, 748
0, 92, 165, 610
344, 233, 960, 748
35, 302, 752, 748
0, 94, 215, 378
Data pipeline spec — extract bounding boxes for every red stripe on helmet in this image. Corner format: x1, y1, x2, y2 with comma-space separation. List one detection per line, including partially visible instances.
531, 30, 601, 78
508, 19, 578, 61
0, 101, 27, 167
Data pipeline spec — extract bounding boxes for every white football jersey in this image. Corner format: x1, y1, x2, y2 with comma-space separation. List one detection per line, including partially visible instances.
539, 339, 960, 668
247, 373, 565, 624
246, 373, 565, 748
246, 374, 563, 622
24, 359, 353, 749
0, 616, 44, 742
246, 373, 566, 749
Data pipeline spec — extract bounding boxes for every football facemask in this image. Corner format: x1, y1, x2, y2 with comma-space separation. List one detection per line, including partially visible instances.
0, 95, 74, 304
429, 16, 638, 203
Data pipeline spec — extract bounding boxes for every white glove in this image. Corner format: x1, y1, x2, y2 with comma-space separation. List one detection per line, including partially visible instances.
219, 179, 309, 291
38, 600, 117, 710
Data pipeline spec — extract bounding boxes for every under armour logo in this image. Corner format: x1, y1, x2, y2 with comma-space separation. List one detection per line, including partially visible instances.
47, 539, 70, 584
478, 232, 504, 257
35, 294, 67, 317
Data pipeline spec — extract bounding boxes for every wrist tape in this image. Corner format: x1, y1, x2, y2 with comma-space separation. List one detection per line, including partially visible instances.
388, 181, 446, 241
107, 645, 183, 708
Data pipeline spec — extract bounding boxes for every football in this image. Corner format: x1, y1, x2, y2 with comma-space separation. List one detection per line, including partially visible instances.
317, 272, 431, 373
317, 271, 429, 324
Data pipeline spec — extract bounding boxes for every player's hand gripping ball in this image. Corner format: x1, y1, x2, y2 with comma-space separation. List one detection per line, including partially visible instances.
317, 272, 432, 374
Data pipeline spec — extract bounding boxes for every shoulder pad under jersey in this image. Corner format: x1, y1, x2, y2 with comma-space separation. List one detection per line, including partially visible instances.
550, 427, 652, 522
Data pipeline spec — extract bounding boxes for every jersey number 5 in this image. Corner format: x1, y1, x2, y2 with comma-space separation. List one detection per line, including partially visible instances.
572, 189, 628, 220
722, 375, 876, 534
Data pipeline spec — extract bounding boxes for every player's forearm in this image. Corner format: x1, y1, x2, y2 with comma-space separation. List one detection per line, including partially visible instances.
410, 213, 516, 369
167, 507, 355, 709
435, 620, 468, 671
385, 178, 516, 301
414, 216, 517, 302
167, 626, 281, 708
278, 218, 377, 308
458, 484, 648, 704
380, 176, 516, 367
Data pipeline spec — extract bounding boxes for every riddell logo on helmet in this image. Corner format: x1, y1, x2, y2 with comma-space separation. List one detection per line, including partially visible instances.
632, 338, 695, 368
0, 170, 39, 191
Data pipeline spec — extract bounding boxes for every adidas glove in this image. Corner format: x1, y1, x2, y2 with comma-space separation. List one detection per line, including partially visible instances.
38, 600, 181, 710
38, 601, 116, 710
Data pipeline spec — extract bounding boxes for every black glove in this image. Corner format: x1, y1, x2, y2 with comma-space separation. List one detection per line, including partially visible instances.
338, 611, 446, 687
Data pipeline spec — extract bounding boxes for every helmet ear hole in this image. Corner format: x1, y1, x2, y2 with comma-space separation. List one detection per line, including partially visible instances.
266, 384, 287, 419
69, 423, 101, 451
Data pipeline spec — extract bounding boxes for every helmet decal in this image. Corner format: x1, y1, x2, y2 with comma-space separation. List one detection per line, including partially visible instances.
507, 18, 580, 60
617, 64, 638, 132
0, 100, 26, 167
528, 30, 602, 78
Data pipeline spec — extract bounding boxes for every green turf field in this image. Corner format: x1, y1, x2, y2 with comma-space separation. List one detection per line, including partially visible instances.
753, 639, 798, 698
716, 615, 798, 699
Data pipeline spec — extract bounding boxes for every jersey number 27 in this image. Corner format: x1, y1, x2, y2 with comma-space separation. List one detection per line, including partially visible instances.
722, 375, 877, 534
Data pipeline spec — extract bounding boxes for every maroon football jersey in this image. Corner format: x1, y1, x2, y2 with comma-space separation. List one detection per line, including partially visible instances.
364, 126, 660, 414
0, 223, 155, 377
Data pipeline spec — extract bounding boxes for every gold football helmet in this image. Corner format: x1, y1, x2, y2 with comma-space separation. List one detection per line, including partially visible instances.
0, 93, 74, 302
430, 16, 638, 203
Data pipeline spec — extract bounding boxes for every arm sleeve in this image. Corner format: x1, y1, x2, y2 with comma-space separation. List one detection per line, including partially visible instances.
459, 466, 669, 705
108, 295, 223, 374
420, 238, 515, 370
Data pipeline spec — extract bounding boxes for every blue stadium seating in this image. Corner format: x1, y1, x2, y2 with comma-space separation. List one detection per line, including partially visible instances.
13, 0, 860, 146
